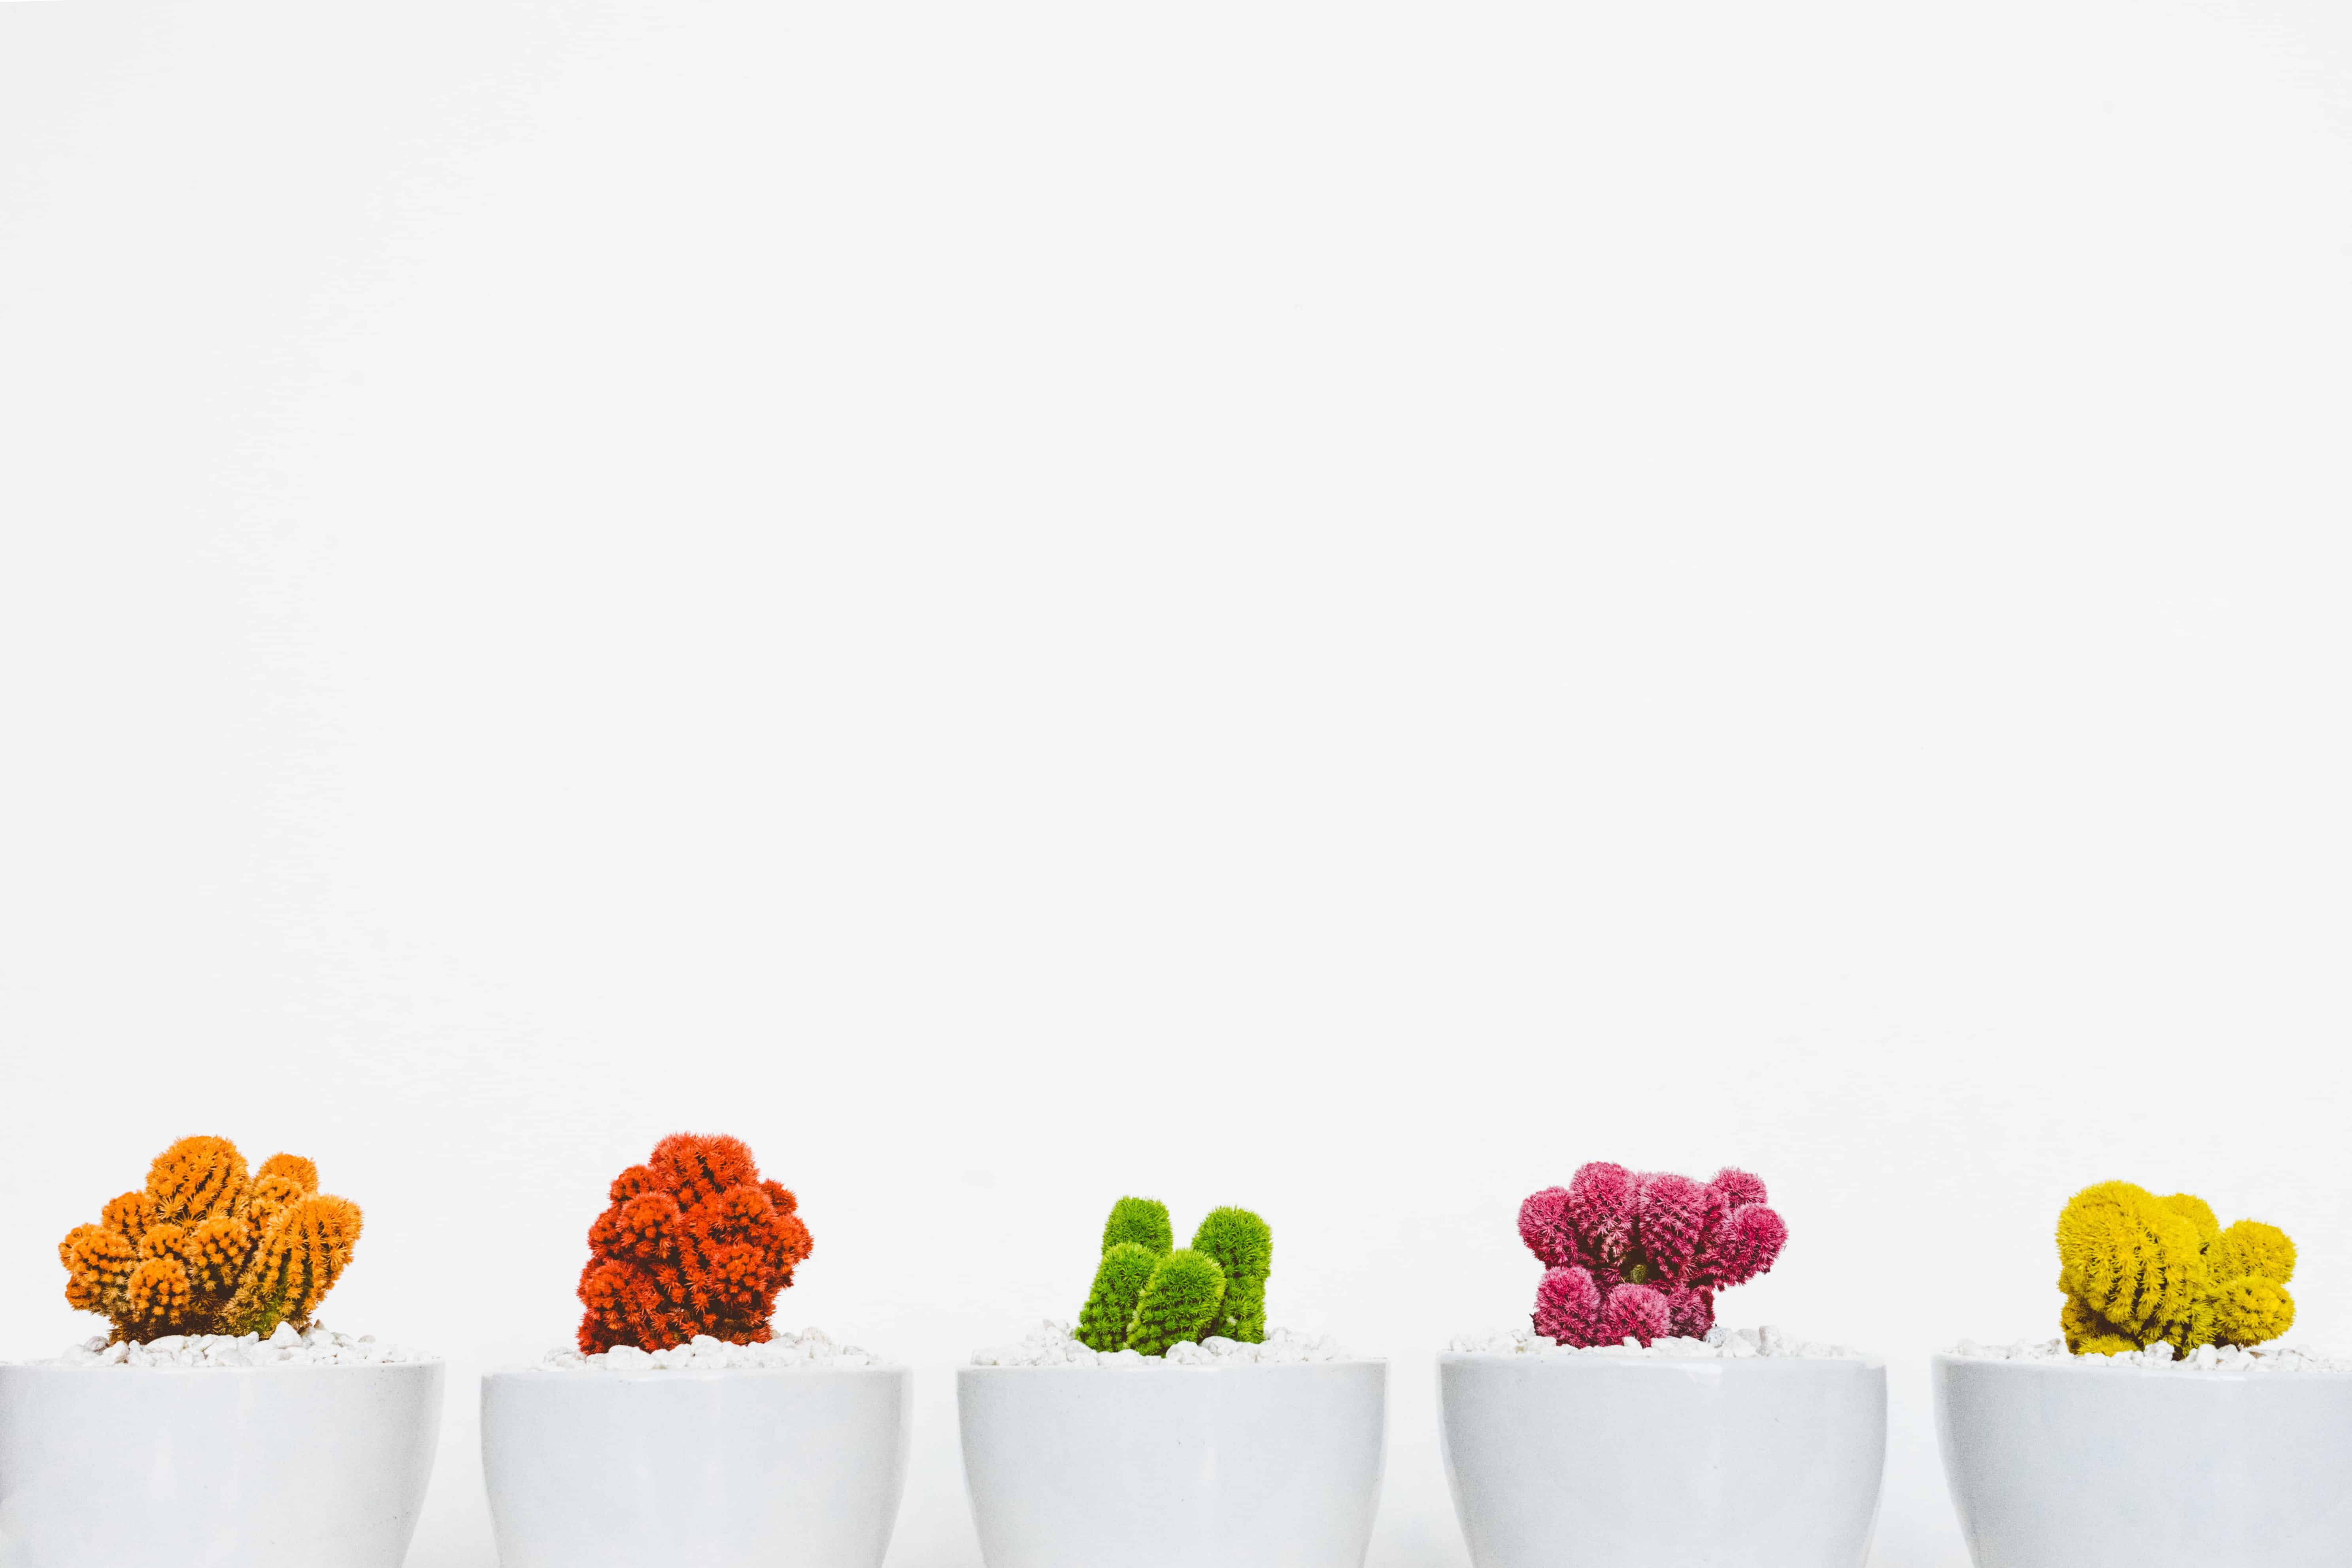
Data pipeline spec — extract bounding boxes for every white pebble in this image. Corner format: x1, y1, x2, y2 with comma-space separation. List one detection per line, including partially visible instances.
542, 1328, 887, 1373
970, 1320, 1352, 1367
23, 1322, 430, 1369
1944, 1336, 2352, 1372
1444, 1325, 1867, 1360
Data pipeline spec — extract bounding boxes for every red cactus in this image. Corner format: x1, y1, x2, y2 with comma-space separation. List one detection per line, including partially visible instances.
576, 1134, 813, 1354
1520, 1163, 1785, 1347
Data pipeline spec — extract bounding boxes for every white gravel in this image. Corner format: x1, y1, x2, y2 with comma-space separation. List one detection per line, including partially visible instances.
972, 1320, 1353, 1367
27, 1323, 429, 1368
1448, 1325, 1869, 1360
1949, 1337, 2352, 1373
535, 1327, 889, 1372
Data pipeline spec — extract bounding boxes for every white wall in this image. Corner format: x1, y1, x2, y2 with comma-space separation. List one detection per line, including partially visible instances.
4, 2, 2350, 1564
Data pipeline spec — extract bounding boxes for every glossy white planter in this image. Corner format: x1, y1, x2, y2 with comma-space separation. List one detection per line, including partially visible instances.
0, 1359, 444, 1568
1934, 1353, 2352, 1568
1438, 1353, 1886, 1568
958, 1360, 1387, 1568
481, 1364, 912, 1568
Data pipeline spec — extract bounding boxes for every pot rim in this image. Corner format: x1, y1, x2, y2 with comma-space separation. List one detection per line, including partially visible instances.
1933, 1349, 2352, 1383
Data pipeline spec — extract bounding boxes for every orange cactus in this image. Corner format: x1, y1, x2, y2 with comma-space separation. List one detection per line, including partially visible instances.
57, 1136, 363, 1343
576, 1133, 814, 1353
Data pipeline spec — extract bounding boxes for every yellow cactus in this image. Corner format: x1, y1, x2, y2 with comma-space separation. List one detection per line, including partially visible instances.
2056, 1181, 2296, 1355
2214, 1220, 2294, 1284
57, 1136, 363, 1343
2212, 1275, 2295, 1345
2162, 1193, 2220, 1247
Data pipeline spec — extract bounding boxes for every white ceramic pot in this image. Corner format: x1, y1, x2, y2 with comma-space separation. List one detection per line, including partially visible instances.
957, 1360, 1387, 1568
0, 1359, 444, 1568
1933, 1353, 2352, 1568
481, 1364, 912, 1568
1437, 1353, 1886, 1568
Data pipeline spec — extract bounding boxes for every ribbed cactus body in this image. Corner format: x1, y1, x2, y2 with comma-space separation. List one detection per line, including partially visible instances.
1072, 1197, 1276, 1358
1078, 1243, 1161, 1351
2055, 1181, 2295, 1355
1518, 1163, 1786, 1348
1125, 1250, 1227, 1356
1103, 1197, 1174, 1256
56, 1136, 361, 1342
1191, 1208, 1272, 1343
575, 1133, 814, 1353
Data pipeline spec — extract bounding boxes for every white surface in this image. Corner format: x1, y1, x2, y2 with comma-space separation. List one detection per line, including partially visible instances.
4, 2, 2352, 1566
0, 1360, 444, 1568
1932, 1354, 2352, 1568
958, 1360, 1387, 1568
481, 1363, 913, 1568
1438, 1354, 1887, 1568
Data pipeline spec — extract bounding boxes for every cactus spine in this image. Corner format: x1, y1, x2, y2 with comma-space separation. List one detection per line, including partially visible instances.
1073, 1197, 1273, 1357
2055, 1181, 2296, 1354
57, 1136, 362, 1342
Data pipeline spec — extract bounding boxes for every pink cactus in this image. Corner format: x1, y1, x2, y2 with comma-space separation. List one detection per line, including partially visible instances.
1600, 1282, 1669, 1343
1663, 1284, 1716, 1339
1565, 1161, 1638, 1267
1533, 1265, 1603, 1344
1520, 1163, 1786, 1347
1518, 1187, 1578, 1268
1699, 1202, 1788, 1289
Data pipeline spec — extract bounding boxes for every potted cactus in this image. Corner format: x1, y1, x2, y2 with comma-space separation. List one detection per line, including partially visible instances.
1936, 1181, 2352, 1568
958, 1196, 1387, 1568
0, 1136, 444, 1568
1438, 1163, 1886, 1568
479, 1133, 911, 1568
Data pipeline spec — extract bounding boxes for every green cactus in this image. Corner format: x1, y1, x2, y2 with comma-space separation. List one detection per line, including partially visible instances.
1078, 1242, 1161, 1351
1125, 1249, 1226, 1355
1191, 1206, 1272, 1343
1102, 1196, 1174, 1256
1072, 1196, 1276, 1357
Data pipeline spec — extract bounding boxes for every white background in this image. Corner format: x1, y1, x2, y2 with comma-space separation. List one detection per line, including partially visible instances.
4, 2, 2350, 1563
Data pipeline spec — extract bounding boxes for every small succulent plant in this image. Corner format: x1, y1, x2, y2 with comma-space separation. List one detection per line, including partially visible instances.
59, 1136, 363, 1342
1075, 1197, 1272, 1357
1518, 1162, 1786, 1347
576, 1133, 814, 1353
2056, 1181, 2295, 1355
